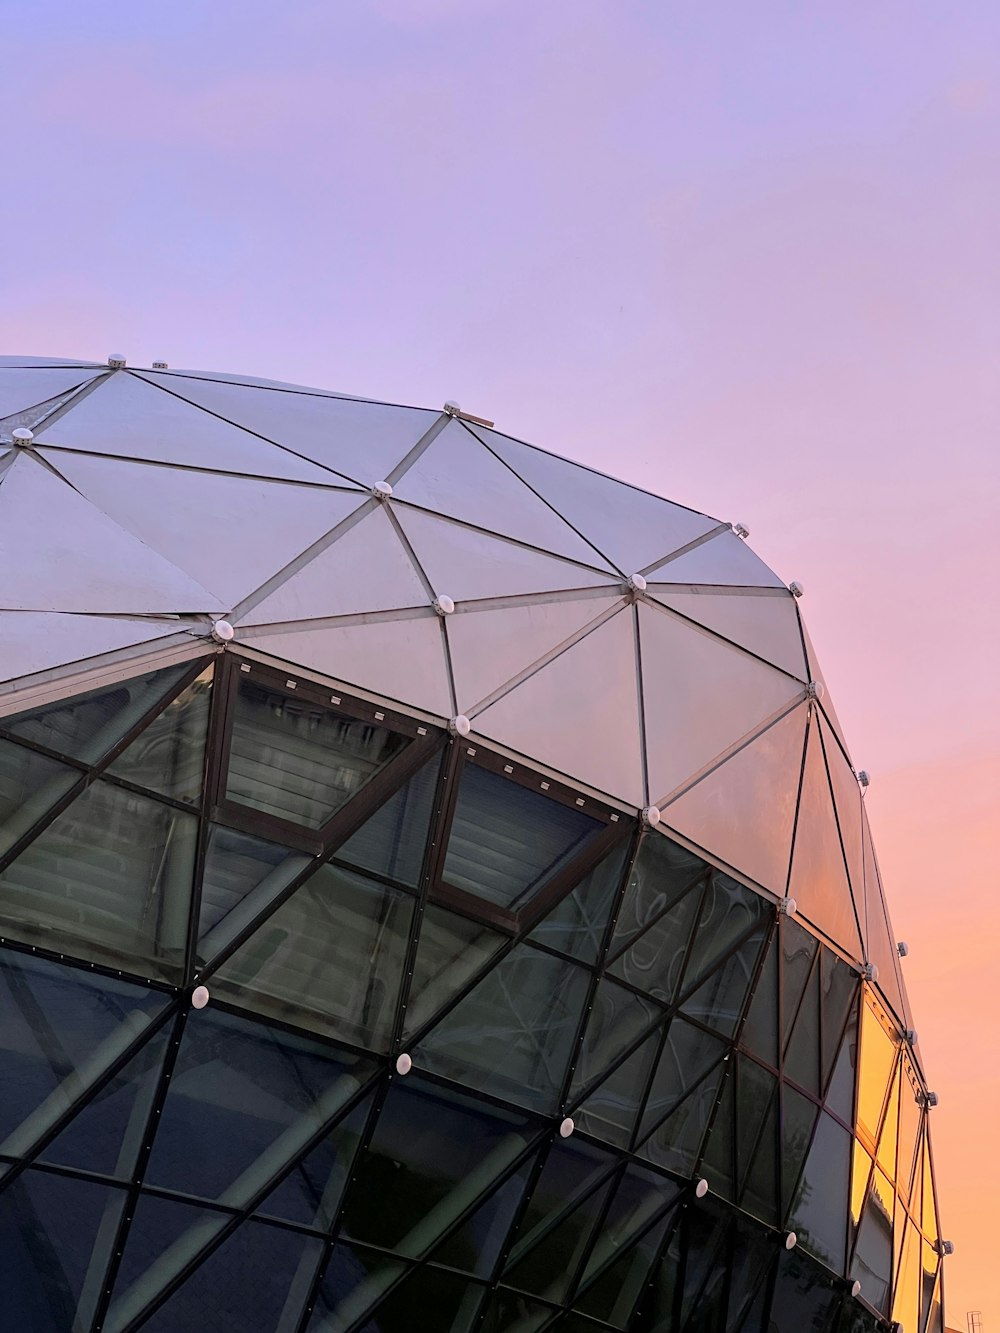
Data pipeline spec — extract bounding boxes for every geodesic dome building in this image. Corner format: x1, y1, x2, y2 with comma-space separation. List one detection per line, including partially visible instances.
0, 355, 945, 1333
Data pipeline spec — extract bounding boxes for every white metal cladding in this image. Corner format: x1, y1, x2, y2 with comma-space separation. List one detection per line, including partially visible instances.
0, 356, 913, 1027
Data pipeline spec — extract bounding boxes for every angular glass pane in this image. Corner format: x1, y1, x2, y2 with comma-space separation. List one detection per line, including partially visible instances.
699, 1065, 735, 1198
334, 752, 441, 887
820, 948, 859, 1091
826, 1001, 858, 1125
784, 960, 821, 1094
0, 738, 79, 859
740, 928, 778, 1065
919, 1240, 939, 1332
781, 1085, 819, 1218
574, 1029, 660, 1149
356, 1265, 486, 1333
636, 1061, 725, 1176
478, 1290, 554, 1333
144, 1008, 376, 1203
106, 665, 212, 804
639, 1017, 726, 1139
787, 1111, 850, 1272
226, 675, 410, 828
768, 1243, 840, 1333
737, 1057, 779, 1226
890, 1222, 921, 1333
0, 1168, 125, 1333
529, 837, 630, 964
681, 871, 770, 996
1, 661, 193, 764
443, 762, 602, 911
197, 822, 312, 941
876, 1064, 901, 1180
608, 875, 703, 1003
574, 1200, 679, 1329
0, 950, 167, 1160
415, 945, 590, 1113
430, 1159, 536, 1279
921, 1129, 938, 1241
213, 862, 414, 1052
403, 904, 507, 1039
342, 1078, 534, 1257
307, 1244, 407, 1333
0, 779, 197, 980
569, 979, 663, 1099
504, 1175, 614, 1303
680, 923, 767, 1038
850, 1170, 894, 1314
726, 1214, 776, 1331
857, 998, 896, 1148
780, 917, 819, 1051
608, 830, 707, 954
579, 1165, 681, 1288
676, 1197, 730, 1328
896, 1060, 922, 1205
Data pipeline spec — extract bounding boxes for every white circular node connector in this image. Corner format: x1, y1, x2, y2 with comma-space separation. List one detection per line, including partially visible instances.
449, 715, 472, 738
443, 400, 461, 416
641, 805, 661, 828
371, 481, 393, 500
789, 580, 805, 598
433, 594, 455, 616
806, 680, 825, 701
11, 428, 33, 447
903, 1029, 918, 1046
626, 573, 647, 594
938, 1239, 955, 1256
395, 1053, 413, 1076
784, 1231, 798, 1251
211, 620, 235, 644
896, 940, 909, 957
858, 770, 871, 789
558, 1117, 575, 1139
850, 1280, 862, 1299
107, 353, 126, 369
778, 897, 797, 917
862, 962, 879, 983
191, 985, 210, 1010
694, 1178, 709, 1199
925, 1091, 940, 1108
732, 522, 750, 540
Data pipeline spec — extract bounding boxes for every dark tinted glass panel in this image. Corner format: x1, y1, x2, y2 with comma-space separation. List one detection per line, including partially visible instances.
575, 1029, 660, 1148
430, 1159, 535, 1278
607, 877, 702, 1002
107, 665, 211, 804
197, 822, 311, 942
850, 1172, 894, 1313
529, 837, 630, 963
768, 1244, 839, 1333
308, 1244, 407, 1333
403, 904, 507, 1039
784, 960, 821, 1094
334, 752, 440, 887
736, 1057, 779, 1225
356, 1264, 486, 1333
415, 945, 590, 1112
637, 1061, 725, 1175
480, 1291, 554, 1332
787, 1111, 850, 1271
0, 779, 197, 980
780, 917, 818, 1050
0, 738, 78, 857
574, 1199, 678, 1328
826, 1001, 858, 1124
820, 948, 859, 1089
781, 1085, 819, 1217
444, 763, 601, 911
639, 1017, 726, 1139
226, 677, 409, 828
1, 661, 193, 764
609, 831, 707, 954
680, 923, 766, 1038
699, 1066, 735, 1198
681, 872, 769, 994
740, 928, 778, 1064
569, 979, 662, 1099
213, 862, 414, 1052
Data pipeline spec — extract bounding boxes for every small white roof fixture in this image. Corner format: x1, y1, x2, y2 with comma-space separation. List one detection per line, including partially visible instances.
558, 1117, 575, 1138
732, 522, 750, 540
432, 594, 455, 616
371, 481, 393, 500
449, 715, 472, 738
850, 1280, 862, 1299
152, 360, 169, 370
625, 573, 647, 595
107, 353, 126, 369
191, 985, 210, 1009
806, 680, 825, 700
778, 897, 797, 917
395, 1053, 413, 1076
858, 770, 871, 788
211, 620, 235, 644
789, 581, 805, 598
903, 1029, 918, 1046
641, 805, 661, 828
11, 428, 33, 447
784, 1232, 798, 1250
897, 941, 909, 957
694, 1178, 709, 1198
443, 400, 495, 428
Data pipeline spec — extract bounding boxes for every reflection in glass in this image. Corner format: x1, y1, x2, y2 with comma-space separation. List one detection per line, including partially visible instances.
0, 738, 78, 858
609, 831, 707, 954
403, 905, 506, 1039
198, 823, 311, 942
856, 997, 896, 1149
334, 753, 440, 887
529, 838, 630, 963
569, 979, 662, 1098
850, 1169, 894, 1314
107, 666, 212, 804
787, 1111, 850, 1271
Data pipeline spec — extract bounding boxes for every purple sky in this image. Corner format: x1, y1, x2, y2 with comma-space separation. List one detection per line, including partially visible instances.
5, 2, 1000, 1318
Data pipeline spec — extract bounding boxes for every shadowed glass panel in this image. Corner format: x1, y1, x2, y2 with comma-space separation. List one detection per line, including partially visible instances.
0, 739, 79, 858
307, 1244, 407, 1333
820, 949, 859, 1091
726, 1214, 777, 1331
430, 1159, 536, 1278
225, 676, 410, 828
333, 751, 440, 887
569, 979, 663, 1099
415, 945, 590, 1112
636, 1060, 726, 1176
736, 1057, 779, 1226
679, 923, 767, 1038
638, 1017, 726, 1139
198, 822, 312, 942
106, 665, 211, 804
681, 872, 770, 997
740, 927, 778, 1064
607, 876, 702, 1002
0, 779, 197, 980
529, 837, 630, 963
850, 1169, 894, 1314
0, 661, 193, 764
699, 1065, 736, 1198
403, 904, 507, 1039
787, 1111, 850, 1272
780, 917, 818, 1051
767, 1243, 840, 1333
784, 960, 821, 1094
213, 862, 414, 1051
826, 1001, 858, 1125
781, 1085, 819, 1218
609, 831, 707, 955
443, 763, 601, 911
574, 1029, 660, 1149
573, 1200, 679, 1329
354, 1264, 486, 1333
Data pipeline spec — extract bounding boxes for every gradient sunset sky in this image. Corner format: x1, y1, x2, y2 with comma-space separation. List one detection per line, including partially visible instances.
4, 1, 999, 1322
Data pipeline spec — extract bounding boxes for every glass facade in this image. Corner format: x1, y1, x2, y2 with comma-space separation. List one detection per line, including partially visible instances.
0, 655, 945, 1332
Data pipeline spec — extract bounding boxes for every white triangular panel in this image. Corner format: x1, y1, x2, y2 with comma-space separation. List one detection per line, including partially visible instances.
660, 704, 807, 896
242, 506, 428, 626
788, 716, 862, 958
649, 530, 785, 588
0, 612, 185, 686
0, 454, 223, 613
648, 587, 806, 679
36, 372, 338, 485
639, 602, 804, 805
393, 420, 608, 567
136, 371, 438, 487
468, 423, 721, 574
394, 504, 618, 603
0, 367, 101, 421
473, 609, 644, 805
42, 449, 366, 610
862, 808, 911, 1026
449, 596, 624, 715
241, 615, 452, 717
799, 617, 850, 753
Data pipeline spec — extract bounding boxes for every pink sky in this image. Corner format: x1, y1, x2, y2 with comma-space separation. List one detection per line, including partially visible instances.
5, 1, 999, 1321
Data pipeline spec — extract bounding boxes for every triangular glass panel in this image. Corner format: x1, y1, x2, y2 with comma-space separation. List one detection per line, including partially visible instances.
856, 998, 897, 1148
479, 1290, 557, 1333
136, 369, 437, 486
255, 1090, 375, 1230
825, 1000, 858, 1124
768, 1243, 841, 1333
783, 959, 821, 1095
430, 1157, 536, 1278
726, 1214, 776, 1332
739, 928, 778, 1065
849, 1171, 894, 1315
39, 368, 336, 482
0, 778, 197, 981
639, 1017, 727, 1141
659, 704, 806, 897
820, 714, 865, 902
799, 618, 849, 752
306, 1243, 408, 1333
0, 365, 101, 420
578, 1164, 682, 1289
503, 1174, 615, 1304
354, 1264, 486, 1333
679, 924, 768, 1039
334, 750, 441, 888
107, 664, 212, 804
921, 1127, 939, 1242
573, 1200, 681, 1329
447, 594, 623, 716
340, 1077, 535, 1259
0, 452, 221, 613
197, 823, 312, 951
648, 528, 785, 588
676, 1196, 731, 1328
780, 917, 818, 1052
40, 1022, 171, 1180
0, 610, 184, 688
1, 659, 197, 766
0, 951, 167, 1160
681, 873, 771, 999
0, 1167, 125, 1333
402, 903, 508, 1040
144, 1008, 377, 1204
699, 1064, 736, 1199
608, 829, 706, 957
394, 418, 604, 566
820, 949, 859, 1093
0, 739, 79, 859
636, 1058, 726, 1177
243, 505, 430, 626
529, 837, 630, 963
45, 446, 367, 608
415, 944, 590, 1113
574, 1029, 660, 1149
473, 609, 645, 805
395, 504, 618, 603
895, 1058, 922, 1207
787, 1111, 850, 1273
735, 1057, 779, 1226
639, 602, 803, 806
212, 862, 414, 1052
608, 874, 704, 1004
781, 1085, 820, 1219
468, 421, 719, 574
860, 807, 909, 1026
875, 1064, 901, 1179
243, 615, 454, 718
648, 587, 807, 678
569, 980, 663, 1099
